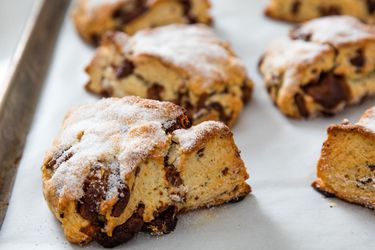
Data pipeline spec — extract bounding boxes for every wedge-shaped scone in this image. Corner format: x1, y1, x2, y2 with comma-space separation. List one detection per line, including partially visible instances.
73, 0, 212, 45
85, 24, 253, 127
259, 16, 375, 119
265, 0, 375, 24
42, 96, 250, 248
313, 106, 375, 209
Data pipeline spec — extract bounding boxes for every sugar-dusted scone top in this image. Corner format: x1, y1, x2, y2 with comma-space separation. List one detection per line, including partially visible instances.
265, 0, 375, 24
73, 0, 212, 45
313, 106, 375, 209
86, 24, 253, 127
259, 16, 375, 118
42, 96, 250, 247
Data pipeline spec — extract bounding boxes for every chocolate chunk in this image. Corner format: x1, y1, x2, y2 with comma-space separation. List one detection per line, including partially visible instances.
46, 149, 73, 171
115, 59, 134, 79
319, 6, 341, 16
241, 82, 252, 104
302, 72, 350, 110
290, 30, 312, 42
222, 167, 229, 176
91, 33, 100, 47
291, 0, 301, 15
197, 148, 205, 158
147, 83, 164, 100
367, 0, 375, 14
368, 165, 375, 171
162, 114, 192, 134
210, 102, 231, 124
143, 206, 178, 235
94, 205, 145, 248
111, 185, 131, 217
164, 155, 183, 187
112, 0, 148, 26
179, 0, 196, 23
78, 168, 108, 224
294, 93, 309, 118
197, 93, 208, 109
350, 49, 366, 68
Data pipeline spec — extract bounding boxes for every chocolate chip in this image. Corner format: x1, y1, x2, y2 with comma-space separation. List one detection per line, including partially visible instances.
162, 114, 192, 134
111, 185, 131, 217
77, 168, 108, 224
147, 83, 164, 100
93, 205, 145, 248
142, 206, 178, 235
291, 0, 301, 15
222, 167, 229, 176
290, 27, 312, 41
91, 33, 100, 47
112, 0, 148, 26
210, 102, 231, 124
294, 93, 309, 118
115, 59, 134, 79
228, 194, 246, 203
367, 0, 375, 14
368, 165, 375, 171
164, 155, 183, 187
319, 6, 341, 16
241, 82, 252, 104
197, 148, 205, 158
46, 149, 73, 171
302, 72, 350, 110
179, 0, 196, 23
350, 49, 366, 69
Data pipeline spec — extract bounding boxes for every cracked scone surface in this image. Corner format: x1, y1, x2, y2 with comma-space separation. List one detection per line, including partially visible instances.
85, 24, 253, 127
73, 0, 212, 45
313, 106, 375, 209
265, 0, 375, 24
42, 96, 250, 248
259, 16, 375, 119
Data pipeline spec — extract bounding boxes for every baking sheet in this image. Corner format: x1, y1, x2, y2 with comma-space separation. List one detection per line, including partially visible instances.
1, 0, 375, 249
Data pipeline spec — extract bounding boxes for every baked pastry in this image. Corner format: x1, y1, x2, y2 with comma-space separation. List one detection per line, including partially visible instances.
72, 0, 212, 46
259, 16, 375, 119
265, 0, 375, 24
85, 24, 253, 127
313, 106, 375, 209
42, 96, 250, 248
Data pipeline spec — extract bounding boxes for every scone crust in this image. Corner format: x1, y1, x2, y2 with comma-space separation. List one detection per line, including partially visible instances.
85, 24, 253, 127
73, 0, 212, 45
259, 16, 375, 118
265, 0, 375, 24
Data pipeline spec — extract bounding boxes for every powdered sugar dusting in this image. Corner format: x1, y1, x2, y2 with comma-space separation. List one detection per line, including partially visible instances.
293, 16, 375, 46
123, 24, 246, 87
46, 97, 184, 200
173, 121, 228, 151
357, 107, 375, 132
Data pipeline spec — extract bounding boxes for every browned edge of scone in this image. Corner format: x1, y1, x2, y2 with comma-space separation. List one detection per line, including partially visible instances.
312, 122, 375, 210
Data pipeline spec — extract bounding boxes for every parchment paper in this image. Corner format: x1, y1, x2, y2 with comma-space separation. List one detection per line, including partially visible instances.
1, 1, 375, 249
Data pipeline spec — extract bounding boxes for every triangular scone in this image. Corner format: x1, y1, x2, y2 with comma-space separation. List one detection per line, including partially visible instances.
313, 107, 375, 209
42, 96, 250, 248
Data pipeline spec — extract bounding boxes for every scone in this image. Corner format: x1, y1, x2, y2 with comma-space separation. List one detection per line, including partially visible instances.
85, 24, 253, 127
313, 106, 375, 209
72, 0, 212, 46
265, 0, 375, 24
259, 16, 375, 119
42, 96, 250, 248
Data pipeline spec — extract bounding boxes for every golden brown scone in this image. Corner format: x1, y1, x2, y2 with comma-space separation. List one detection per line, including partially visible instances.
72, 0, 212, 46
85, 24, 253, 127
313, 106, 375, 209
42, 96, 250, 248
265, 0, 375, 24
259, 16, 375, 119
